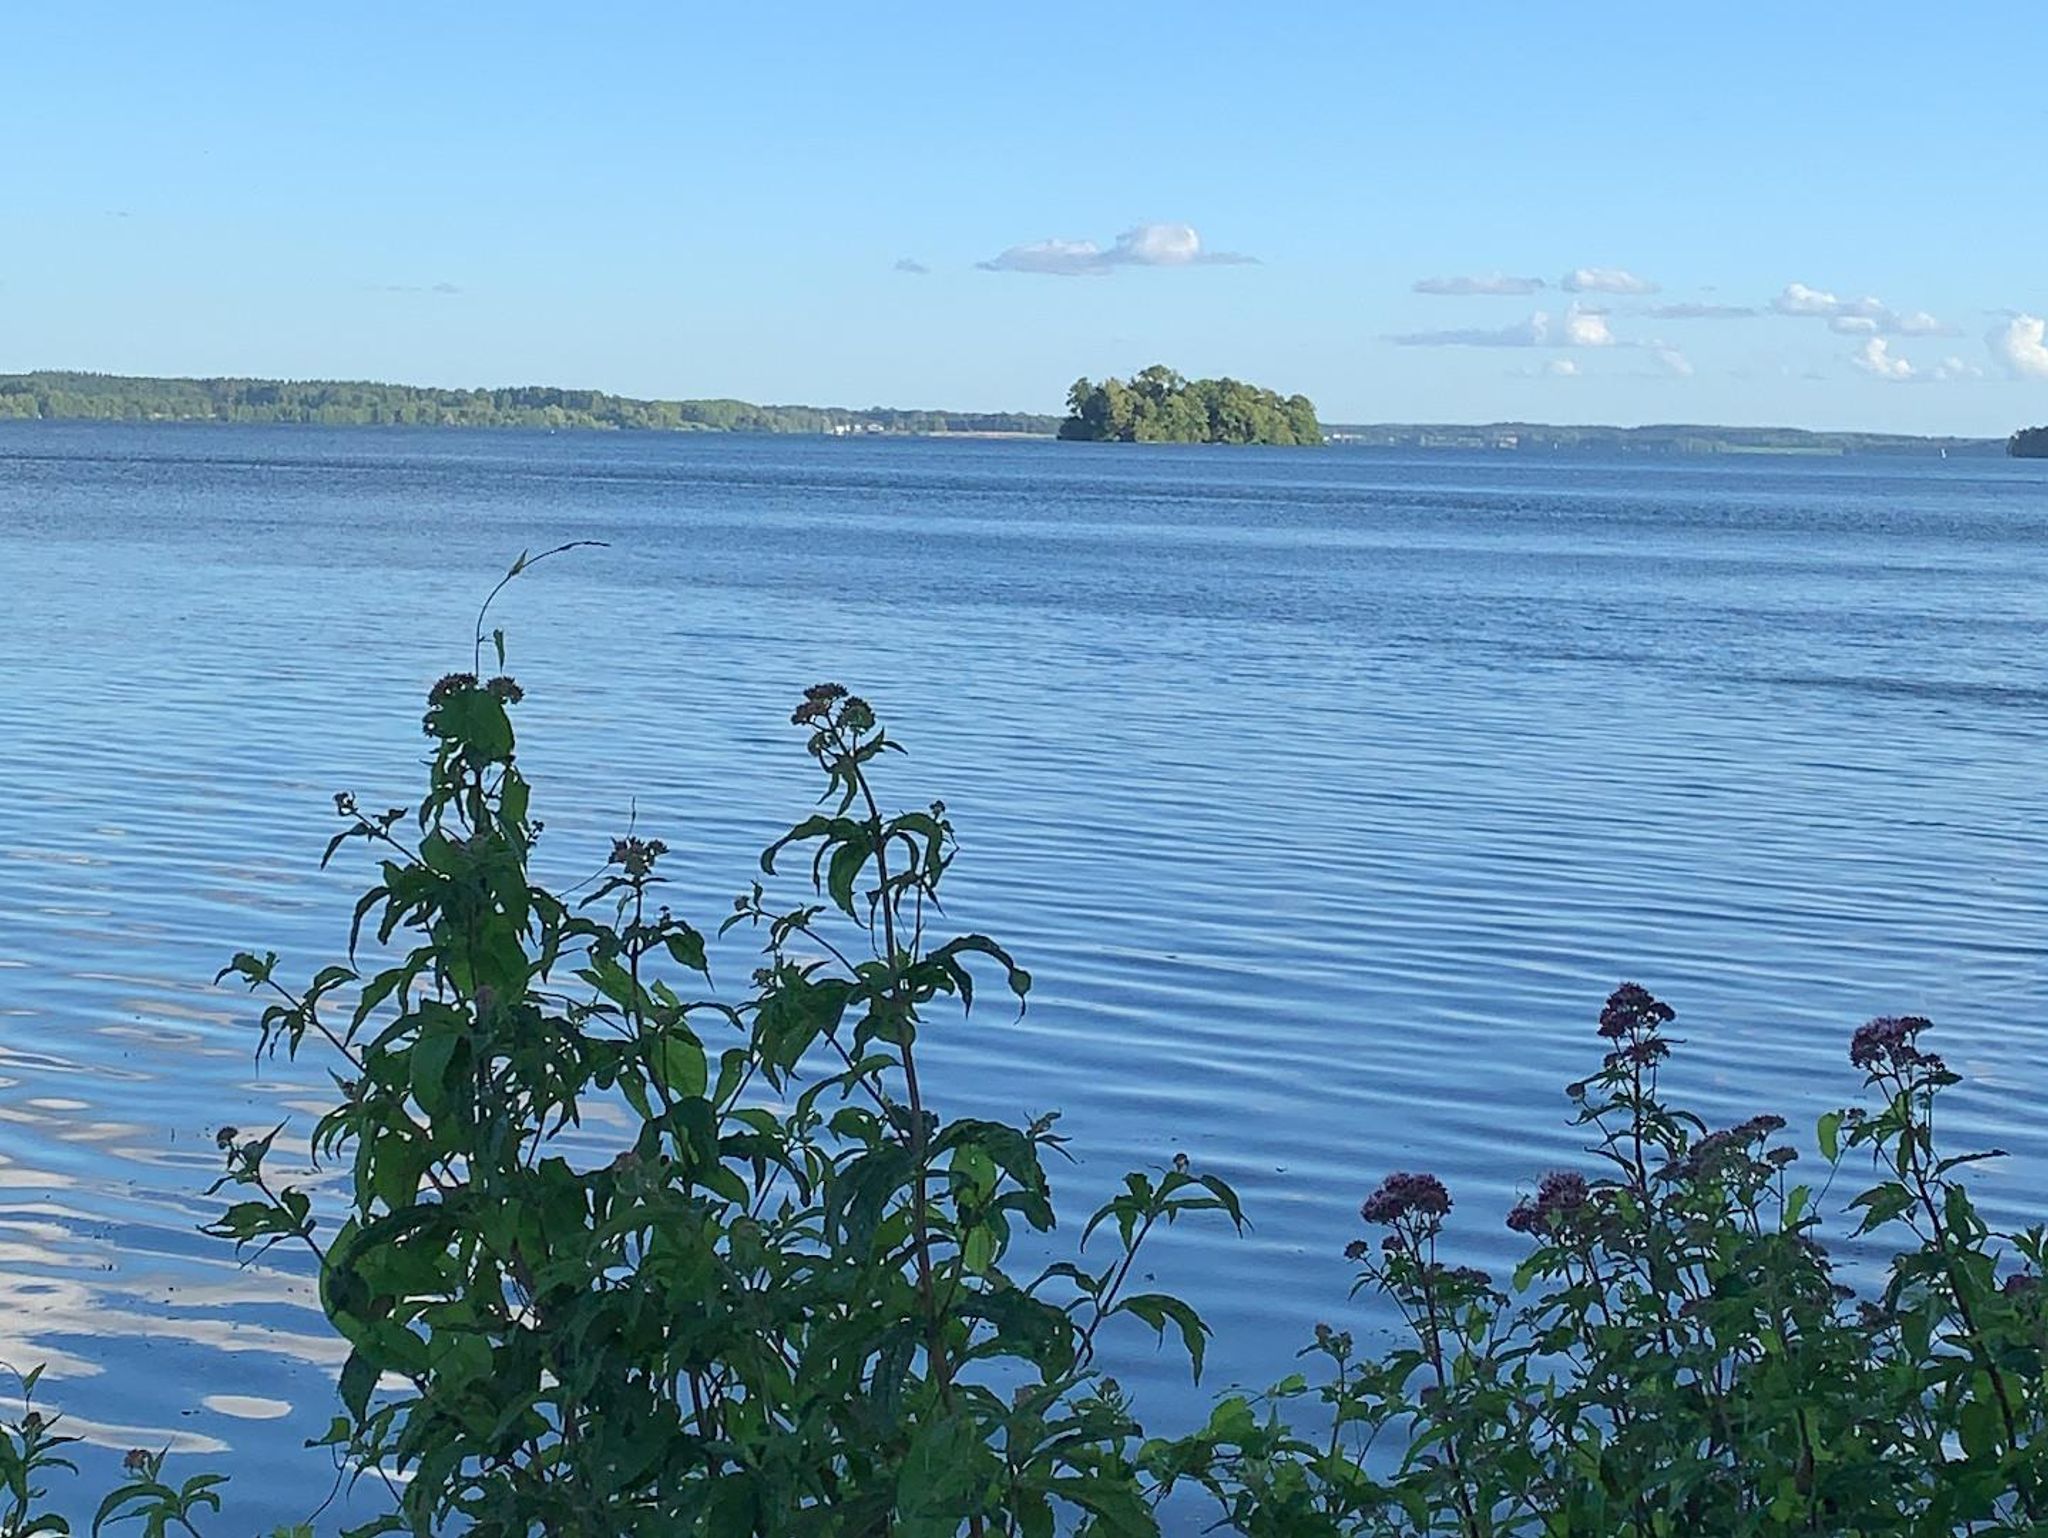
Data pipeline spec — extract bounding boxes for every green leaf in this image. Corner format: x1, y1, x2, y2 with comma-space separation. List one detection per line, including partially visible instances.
1958, 1395, 2003, 1462
1850, 1181, 1915, 1234
653, 1032, 707, 1100
894, 1413, 989, 1537
1817, 1109, 1843, 1163
1116, 1292, 1211, 1380
409, 1027, 461, 1118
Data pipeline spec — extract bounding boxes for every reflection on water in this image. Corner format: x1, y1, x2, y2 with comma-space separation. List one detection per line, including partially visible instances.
0, 423, 2042, 1531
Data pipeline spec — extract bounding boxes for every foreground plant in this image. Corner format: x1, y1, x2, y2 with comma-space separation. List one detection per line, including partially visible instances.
213, 618, 1240, 1535
1153, 989, 2048, 1535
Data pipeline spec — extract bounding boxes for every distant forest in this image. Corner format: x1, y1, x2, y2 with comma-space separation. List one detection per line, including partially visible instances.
0, 370, 2016, 457
0, 372, 1061, 437
1060, 366, 1323, 445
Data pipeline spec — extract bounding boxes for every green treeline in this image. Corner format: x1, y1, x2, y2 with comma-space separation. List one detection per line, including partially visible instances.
0, 371, 1061, 437
1059, 365, 1323, 444
2009, 425, 2048, 458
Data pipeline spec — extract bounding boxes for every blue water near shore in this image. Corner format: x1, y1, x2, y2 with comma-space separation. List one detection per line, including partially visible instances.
0, 422, 2042, 1530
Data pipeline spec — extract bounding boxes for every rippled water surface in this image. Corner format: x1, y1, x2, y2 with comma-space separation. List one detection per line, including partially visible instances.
1, 423, 2043, 1529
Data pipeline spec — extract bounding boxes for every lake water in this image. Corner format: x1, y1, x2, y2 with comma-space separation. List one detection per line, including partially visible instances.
0, 423, 2042, 1530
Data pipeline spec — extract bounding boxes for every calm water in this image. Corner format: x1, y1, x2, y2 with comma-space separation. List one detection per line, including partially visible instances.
1, 423, 2043, 1529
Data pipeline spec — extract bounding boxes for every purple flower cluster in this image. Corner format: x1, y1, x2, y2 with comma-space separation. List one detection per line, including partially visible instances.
1359, 1171, 1452, 1226
610, 835, 670, 878
1667, 1114, 1792, 1181
1506, 1170, 1591, 1236
1598, 983, 1675, 1042
789, 683, 875, 734
1849, 1015, 1944, 1075
789, 682, 847, 725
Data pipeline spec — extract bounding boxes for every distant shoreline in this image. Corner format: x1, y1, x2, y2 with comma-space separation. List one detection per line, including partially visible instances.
0, 370, 2009, 457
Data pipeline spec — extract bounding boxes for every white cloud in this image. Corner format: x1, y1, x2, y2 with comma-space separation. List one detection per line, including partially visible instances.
1988, 314, 2048, 379
1775, 281, 1848, 317
1653, 346, 1695, 377
1850, 336, 1915, 381
1413, 273, 1546, 295
1645, 303, 1757, 320
1389, 302, 1614, 349
1547, 358, 1580, 377
893, 257, 930, 275
1560, 304, 1614, 346
978, 222, 1255, 276
1932, 355, 1984, 381
1561, 266, 1658, 295
1775, 282, 1949, 337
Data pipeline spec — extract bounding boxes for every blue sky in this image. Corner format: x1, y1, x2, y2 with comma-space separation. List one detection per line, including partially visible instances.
5, 3, 2046, 433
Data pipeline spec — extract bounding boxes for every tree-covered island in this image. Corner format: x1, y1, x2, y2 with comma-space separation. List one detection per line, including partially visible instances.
2009, 425, 2048, 457
1059, 365, 1323, 444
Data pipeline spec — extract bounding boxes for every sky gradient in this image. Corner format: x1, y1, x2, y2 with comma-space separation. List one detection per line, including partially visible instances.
6, 3, 2046, 434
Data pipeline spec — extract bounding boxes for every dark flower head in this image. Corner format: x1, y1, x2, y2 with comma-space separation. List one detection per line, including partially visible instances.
1343, 1239, 1369, 1262
1360, 1171, 1451, 1226
122, 1449, 150, 1473
1598, 982, 1676, 1042
1849, 1015, 1941, 1075
422, 672, 481, 735
1507, 1170, 1591, 1236
1604, 1037, 1671, 1072
214, 1125, 239, 1151
2004, 1272, 2041, 1299
609, 836, 669, 878
839, 696, 876, 733
485, 675, 524, 704
803, 683, 848, 704
428, 672, 478, 705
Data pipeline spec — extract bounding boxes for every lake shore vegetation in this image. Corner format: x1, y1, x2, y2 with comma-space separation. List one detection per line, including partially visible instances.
0, 372, 1060, 438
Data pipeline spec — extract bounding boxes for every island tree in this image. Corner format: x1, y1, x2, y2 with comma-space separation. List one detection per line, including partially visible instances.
1059, 366, 1322, 445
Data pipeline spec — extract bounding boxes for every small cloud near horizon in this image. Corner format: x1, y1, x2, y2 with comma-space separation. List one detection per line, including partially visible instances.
1644, 302, 1758, 320
1389, 303, 1613, 349
1412, 272, 1545, 296
893, 258, 930, 275
1561, 266, 1659, 295
377, 282, 462, 296
1774, 282, 1949, 337
1850, 335, 1916, 381
977, 222, 1256, 276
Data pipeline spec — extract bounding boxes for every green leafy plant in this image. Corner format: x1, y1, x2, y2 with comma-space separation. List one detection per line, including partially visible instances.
0, 1368, 226, 1538
1152, 988, 2048, 1535
211, 574, 1242, 1536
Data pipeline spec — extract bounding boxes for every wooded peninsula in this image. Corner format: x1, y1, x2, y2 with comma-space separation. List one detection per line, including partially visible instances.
0, 371, 1060, 437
